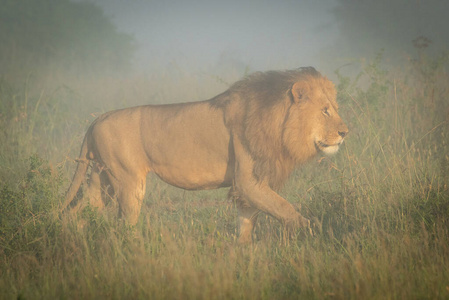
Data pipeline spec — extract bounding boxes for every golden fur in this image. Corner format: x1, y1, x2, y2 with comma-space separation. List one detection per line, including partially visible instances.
63, 67, 348, 243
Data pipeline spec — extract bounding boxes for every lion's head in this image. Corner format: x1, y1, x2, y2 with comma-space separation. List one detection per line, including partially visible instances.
224, 67, 348, 189
285, 70, 348, 158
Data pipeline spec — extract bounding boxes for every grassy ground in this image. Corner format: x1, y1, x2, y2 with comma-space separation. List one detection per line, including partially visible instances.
1, 54, 449, 299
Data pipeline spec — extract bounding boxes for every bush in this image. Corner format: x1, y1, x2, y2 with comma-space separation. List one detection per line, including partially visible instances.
0, 154, 63, 256
0, 0, 135, 76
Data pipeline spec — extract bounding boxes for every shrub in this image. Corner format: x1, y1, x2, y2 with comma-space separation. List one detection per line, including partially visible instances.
0, 154, 63, 256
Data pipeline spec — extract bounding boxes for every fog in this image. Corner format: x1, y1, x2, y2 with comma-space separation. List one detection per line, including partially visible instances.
3, 0, 449, 82
2, 0, 449, 107
75, 0, 449, 81
82, 0, 340, 75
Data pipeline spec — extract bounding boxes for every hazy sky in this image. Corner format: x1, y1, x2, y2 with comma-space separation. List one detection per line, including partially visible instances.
85, 0, 339, 73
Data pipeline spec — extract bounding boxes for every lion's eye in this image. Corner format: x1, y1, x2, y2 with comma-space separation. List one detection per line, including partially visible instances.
322, 107, 330, 116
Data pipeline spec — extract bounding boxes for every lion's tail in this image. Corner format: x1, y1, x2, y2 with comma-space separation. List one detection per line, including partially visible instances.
61, 133, 91, 212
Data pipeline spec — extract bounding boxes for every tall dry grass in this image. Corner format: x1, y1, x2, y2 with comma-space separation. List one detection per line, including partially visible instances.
1, 53, 448, 299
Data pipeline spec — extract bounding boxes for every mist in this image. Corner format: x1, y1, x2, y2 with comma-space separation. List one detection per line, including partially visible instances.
1, 0, 448, 158
81, 0, 449, 76
84, 0, 339, 75
3, 0, 449, 85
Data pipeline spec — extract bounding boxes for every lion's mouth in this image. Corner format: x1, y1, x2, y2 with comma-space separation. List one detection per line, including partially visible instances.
316, 141, 340, 148
316, 141, 330, 148
315, 140, 343, 155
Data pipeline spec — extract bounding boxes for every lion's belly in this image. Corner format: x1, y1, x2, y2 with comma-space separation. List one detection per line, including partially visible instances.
141, 102, 234, 190
152, 159, 233, 190
147, 128, 234, 190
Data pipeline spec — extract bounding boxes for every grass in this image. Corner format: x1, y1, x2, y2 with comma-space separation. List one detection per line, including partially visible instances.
1, 53, 449, 299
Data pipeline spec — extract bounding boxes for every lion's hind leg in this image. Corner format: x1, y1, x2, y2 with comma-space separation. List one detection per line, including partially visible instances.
107, 173, 146, 226
84, 163, 107, 211
69, 163, 108, 214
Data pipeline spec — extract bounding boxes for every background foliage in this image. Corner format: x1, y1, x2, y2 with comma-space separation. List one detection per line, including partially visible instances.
0, 0, 135, 78
325, 0, 449, 70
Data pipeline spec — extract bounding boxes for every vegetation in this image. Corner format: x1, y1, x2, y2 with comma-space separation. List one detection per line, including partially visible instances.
330, 0, 449, 64
1, 46, 449, 299
0, 0, 135, 78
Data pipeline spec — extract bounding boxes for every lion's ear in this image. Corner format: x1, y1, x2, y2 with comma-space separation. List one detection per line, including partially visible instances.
291, 81, 308, 103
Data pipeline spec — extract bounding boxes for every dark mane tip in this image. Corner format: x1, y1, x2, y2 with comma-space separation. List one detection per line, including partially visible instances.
232, 66, 322, 88
226, 67, 323, 106
296, 66, 321, 77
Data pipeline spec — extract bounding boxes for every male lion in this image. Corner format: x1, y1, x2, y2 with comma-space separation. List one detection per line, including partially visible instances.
63, 67, 348, 243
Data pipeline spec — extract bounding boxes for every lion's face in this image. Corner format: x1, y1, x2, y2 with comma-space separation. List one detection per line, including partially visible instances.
283, 76, 348, 160
311, 100, 348, 155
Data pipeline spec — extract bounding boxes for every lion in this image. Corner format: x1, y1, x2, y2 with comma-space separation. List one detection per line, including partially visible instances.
63, 67, 348, 243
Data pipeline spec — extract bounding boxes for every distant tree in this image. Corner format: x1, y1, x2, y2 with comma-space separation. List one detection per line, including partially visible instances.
0, 0, 135, 76
325, 0, 449, 67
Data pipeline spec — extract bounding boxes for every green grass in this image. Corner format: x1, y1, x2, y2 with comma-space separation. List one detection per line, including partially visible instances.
1, 54, 449, 299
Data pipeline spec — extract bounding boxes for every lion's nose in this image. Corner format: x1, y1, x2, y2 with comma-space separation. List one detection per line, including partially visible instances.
338, 130, 348, 138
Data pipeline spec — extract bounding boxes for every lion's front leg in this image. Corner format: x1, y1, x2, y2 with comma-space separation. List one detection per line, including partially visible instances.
229, 188, 260, 243
236, 202, 260, 244
232, 136, 310, 238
